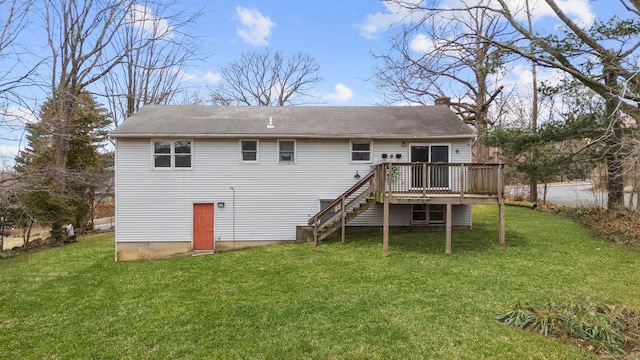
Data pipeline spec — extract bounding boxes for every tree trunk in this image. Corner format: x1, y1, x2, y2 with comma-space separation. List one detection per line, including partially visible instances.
526, 0, 539, 204
475, 122, 491, 163
604, 63, 625, 210
55, 92, 75, 171
21, 219, 33, 250
606, 153, 625, 210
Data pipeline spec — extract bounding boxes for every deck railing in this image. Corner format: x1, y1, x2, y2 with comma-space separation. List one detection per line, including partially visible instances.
373, 162, 505, 197
307, 170, 376, 228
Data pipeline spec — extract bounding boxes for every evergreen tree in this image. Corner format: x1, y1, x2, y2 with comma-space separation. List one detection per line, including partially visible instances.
15, 91, 111, 240
483, 82, 632, 199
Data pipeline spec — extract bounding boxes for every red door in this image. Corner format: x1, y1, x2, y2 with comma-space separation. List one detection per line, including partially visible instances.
193, 203, 214, 250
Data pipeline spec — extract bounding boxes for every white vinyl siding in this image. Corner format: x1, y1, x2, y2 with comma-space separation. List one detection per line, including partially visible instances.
115, 137, 473, 245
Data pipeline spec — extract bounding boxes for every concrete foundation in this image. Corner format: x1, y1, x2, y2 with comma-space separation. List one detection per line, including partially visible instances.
116, 225, 472, 261
115, 239, 300, 261
116, 241, 192, 261
214, 239, 298, 252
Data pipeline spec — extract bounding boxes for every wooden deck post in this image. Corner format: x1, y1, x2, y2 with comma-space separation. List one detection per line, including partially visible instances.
383, 195, 389, 257
499, 198, 505, 250
498, 164, 505, 250
445, 203, 452, 254
422, 163, 427, 197
313, 222, 318, 247
383, 167, 390, 257
340, 196, 346, 244
459, 164, 465, 200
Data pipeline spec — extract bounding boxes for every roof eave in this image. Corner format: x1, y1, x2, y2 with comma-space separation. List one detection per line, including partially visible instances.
109, 133, 476, 140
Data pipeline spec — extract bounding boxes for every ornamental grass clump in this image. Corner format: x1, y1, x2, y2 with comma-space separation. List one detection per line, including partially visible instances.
496, 301, 640, 357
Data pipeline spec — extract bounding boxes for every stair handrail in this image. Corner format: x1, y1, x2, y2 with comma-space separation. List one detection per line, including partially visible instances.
308, 170, 375, 226
314, 187, 375, 233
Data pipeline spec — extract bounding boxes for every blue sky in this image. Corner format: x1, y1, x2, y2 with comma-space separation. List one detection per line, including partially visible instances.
182, 0, 611, 105
184, 0, 394, 105
0, 0, 624, 165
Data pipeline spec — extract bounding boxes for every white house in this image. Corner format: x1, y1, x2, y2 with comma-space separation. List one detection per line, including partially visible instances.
110, 105, 504, 261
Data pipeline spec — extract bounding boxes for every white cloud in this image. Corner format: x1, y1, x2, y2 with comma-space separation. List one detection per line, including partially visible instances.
359, 0, 595, 39
506, 63, 564, 93
2, 105, 36, 126
440, 0, 595, 27
325, 84, 354, 103
0, 144, 20, 166
127, 4, 173, 39
176, 69, 197, 83
235, 7, 275, 46
176, 69, 221, 84
409, 34, 463, 60
0, 106, 37, 167
518, 0, 594, 26
202, 71, 222, 83
409, 34, 434, 53
357, 0, 424, 39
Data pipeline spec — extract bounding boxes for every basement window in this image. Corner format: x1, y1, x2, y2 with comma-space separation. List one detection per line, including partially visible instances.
411, 204, 446, 224
319, 199, 337, 223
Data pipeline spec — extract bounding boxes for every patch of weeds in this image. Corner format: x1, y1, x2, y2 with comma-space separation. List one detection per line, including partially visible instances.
496, 301, 640, 357
545, 206, 640, 248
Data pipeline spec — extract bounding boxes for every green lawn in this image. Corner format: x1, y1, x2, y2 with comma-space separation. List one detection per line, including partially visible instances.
1, 205, 639, 359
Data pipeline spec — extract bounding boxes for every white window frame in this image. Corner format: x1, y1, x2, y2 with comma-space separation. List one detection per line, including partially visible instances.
240, 139, 259, 163
278, 139, 296, 164
152, 139, 192, 170
350, 140, 372, 163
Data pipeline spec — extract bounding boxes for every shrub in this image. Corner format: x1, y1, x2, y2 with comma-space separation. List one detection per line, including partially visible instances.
496, 302, 640, 357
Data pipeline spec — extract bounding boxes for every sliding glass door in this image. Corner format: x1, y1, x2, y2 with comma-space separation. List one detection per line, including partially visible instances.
410, 145, 450, 189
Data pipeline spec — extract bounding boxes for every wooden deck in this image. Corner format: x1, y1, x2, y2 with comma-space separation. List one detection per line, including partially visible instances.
373, 163, 505, 256
308, 162, 506, 256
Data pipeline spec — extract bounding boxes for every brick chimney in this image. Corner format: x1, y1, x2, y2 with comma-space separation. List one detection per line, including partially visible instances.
434, 96, 451, 106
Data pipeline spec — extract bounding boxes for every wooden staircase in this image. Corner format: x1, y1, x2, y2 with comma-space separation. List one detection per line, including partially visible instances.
307, 170, 377, 245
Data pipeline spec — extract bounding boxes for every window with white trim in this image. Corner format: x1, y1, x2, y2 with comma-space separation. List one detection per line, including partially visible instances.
351, 140, 371, 162
153, 140, 191, 169
278, 140, 295, 163
241, 140, 258, 162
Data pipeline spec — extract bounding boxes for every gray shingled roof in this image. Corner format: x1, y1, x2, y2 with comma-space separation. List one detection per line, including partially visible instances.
110, 105, 476, 140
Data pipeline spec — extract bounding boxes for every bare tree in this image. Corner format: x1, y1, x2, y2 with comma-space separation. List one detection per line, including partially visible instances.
479, 0, 640, 209
39, 0, 133, 239
44, 0, 132, 171
100, 1, 203, 126
374, 1, 510, 162
0, 0, 37, 135
210, 49, 322, 106
525, 0, 539, 203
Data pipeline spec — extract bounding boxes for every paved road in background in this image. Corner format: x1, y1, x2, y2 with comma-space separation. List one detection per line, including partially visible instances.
508, 182, 637, 209
94, 217, 114, 230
